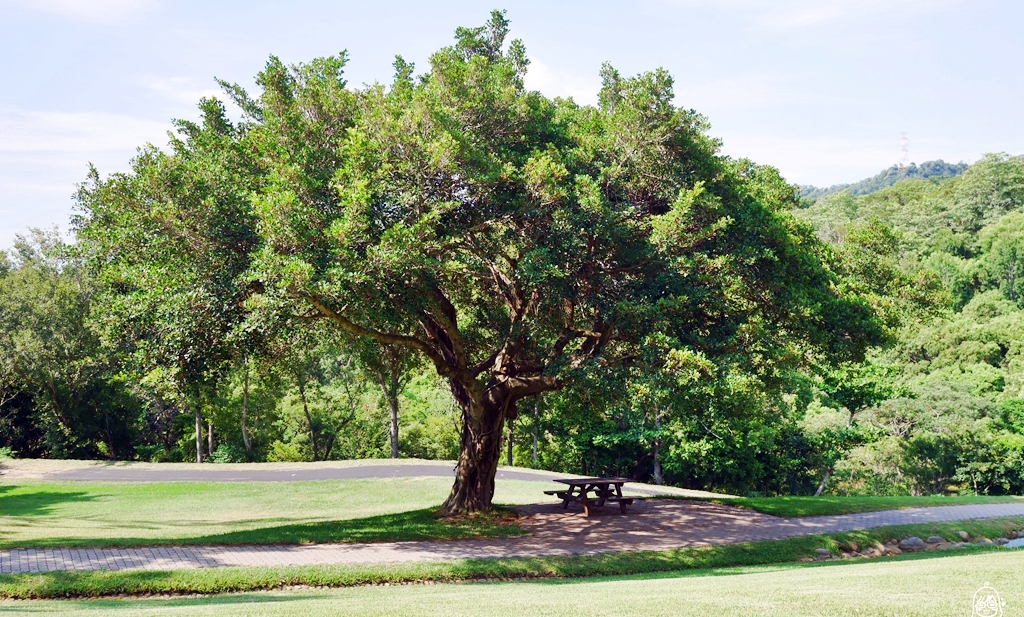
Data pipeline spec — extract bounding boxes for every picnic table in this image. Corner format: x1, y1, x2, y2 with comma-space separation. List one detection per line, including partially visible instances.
544, 476, 637, 516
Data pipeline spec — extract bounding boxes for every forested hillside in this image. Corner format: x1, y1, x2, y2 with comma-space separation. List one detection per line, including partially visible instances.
793, 153, 1024, 496
800, 160, 968, 201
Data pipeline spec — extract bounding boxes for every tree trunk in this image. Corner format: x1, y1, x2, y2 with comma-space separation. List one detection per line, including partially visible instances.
207, 420, 214, 458
103, 409, 115, 460
442, 394, 509, 514
322, 433, 337, 461
652, 405, 664, 485
194, 406, 204, 464
653, 440, 663, 486
389, 395, 399, 459
241, 357, 252, 458
507, 417, 514, 467
297, 379, 319, 461
376, 372, 400, 459
815, 469, 832, 496
532, 397, 539, 468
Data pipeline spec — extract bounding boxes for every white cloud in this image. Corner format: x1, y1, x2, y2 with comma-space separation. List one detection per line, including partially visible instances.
0, 108, 171, 153
757, 3, 858, 29
524, 57, 600, 106
677, 73, 807, 110
145, 77, 222, 107
2, 0, 157, 24
0, 108, 172, 248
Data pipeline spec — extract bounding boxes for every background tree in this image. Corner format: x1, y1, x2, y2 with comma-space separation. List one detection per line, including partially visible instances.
357, 341, 417, 459
796, 153, 1024, 496
979, 210, 1024, 303
0, 229, 144, 459
76, 98, 259, 462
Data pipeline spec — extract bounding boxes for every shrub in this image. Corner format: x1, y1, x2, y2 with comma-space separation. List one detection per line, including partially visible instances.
267, 440, 304, 462
210, 443, 248, 463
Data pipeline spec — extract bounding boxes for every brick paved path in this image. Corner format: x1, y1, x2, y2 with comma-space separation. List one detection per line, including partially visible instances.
3, 501, 1023, 574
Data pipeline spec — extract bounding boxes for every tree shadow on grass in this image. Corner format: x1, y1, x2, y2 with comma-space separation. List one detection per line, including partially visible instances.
0, 485, 97, 517
8, 507, 525, 549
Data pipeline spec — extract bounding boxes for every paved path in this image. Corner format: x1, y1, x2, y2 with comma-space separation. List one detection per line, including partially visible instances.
3, 501, 1023, 574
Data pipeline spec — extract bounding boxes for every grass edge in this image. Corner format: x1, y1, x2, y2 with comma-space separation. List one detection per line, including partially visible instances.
2, 517, 1022, 600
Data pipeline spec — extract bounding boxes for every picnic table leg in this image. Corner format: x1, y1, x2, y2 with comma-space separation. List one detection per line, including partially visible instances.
566, 484, 584, 509
615, 483, 627, 514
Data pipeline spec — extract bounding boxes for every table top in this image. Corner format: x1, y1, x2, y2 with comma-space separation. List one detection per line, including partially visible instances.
552, 476, 631, 485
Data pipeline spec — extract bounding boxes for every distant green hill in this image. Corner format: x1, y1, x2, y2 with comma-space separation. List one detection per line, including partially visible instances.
799, 160, 968, 200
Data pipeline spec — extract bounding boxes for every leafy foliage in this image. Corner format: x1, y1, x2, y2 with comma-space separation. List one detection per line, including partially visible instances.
798, 155, 1024, 496
0, 230, 144, 459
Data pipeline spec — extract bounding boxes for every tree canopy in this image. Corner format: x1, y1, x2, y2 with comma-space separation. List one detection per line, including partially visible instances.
74, 11, 883, 511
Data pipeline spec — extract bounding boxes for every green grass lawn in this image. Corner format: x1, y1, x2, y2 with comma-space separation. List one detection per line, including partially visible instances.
0, 478, 552, 548
2, 477, 1021, 548
703, 494, 1024, 517
3, 549, 1021, 616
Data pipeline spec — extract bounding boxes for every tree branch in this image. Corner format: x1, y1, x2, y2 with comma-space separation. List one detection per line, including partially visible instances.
301, 293, 461, 381
500, 375, 561, 401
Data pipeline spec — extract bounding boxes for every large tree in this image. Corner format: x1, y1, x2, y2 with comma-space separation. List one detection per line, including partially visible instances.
78, 12, 882, 511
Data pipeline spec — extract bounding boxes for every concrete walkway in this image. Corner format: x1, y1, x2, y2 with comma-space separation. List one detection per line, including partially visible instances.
4, 500, 1023, 574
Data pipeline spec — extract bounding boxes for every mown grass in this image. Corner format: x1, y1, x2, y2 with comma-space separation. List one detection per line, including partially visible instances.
696, 494, 1024, 517
2, 517, 1020, 600
1, 507, 525, 549
0, 478, 546, 548
9, 550, 1022, 617
2, 478, 1020, 548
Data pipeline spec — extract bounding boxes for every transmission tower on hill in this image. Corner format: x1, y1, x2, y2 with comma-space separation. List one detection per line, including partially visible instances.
899, 132, 909, 170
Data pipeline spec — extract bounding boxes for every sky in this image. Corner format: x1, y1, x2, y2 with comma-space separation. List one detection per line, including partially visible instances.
1, 0, 1022, 249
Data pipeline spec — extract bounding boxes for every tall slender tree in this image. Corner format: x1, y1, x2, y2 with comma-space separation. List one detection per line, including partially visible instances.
358, 342, 416, 459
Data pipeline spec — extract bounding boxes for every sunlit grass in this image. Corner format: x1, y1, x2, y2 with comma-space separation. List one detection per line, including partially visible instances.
3, 543, 1022, 615
698, 494, 1024, 517
0, 478, 552, 548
